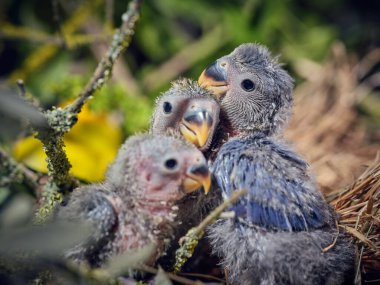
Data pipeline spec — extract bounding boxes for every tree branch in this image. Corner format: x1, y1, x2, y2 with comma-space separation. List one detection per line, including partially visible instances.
66, 0, 142, 117
28, 0, 142, 221
0, 148, 40, 196
0, 22, 109, 46
143, 25, 229, 92
173, 189, 248, 273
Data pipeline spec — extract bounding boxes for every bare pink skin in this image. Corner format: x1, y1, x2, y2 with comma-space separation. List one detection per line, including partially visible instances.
58, 134, 210, 268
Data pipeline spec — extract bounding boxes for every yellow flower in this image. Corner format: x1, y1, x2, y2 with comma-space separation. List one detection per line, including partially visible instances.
13, 105, 122, 182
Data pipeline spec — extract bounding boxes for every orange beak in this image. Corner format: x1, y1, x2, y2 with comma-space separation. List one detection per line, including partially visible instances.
179, 108, 214, 149
182, 163, 211, 195
198, 61, 229, 100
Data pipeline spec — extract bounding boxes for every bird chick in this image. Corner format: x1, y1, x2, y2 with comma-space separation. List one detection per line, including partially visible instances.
198, 43, 355, 284
150, 79, 222, 271
199, 43, 292, 138
56, 134, 211, 268
151, 78, 220, 153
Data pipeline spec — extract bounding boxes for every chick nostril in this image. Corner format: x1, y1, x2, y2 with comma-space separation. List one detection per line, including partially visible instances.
189, 164, 209, 176
205, 112, 213, 126
203, 61, 227, 82
184, 110, 212, 126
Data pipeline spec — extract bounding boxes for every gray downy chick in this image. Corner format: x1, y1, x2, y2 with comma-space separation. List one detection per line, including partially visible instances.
150, 80, 222, 272
151, 78, 220, 154
199, 43, 355, 284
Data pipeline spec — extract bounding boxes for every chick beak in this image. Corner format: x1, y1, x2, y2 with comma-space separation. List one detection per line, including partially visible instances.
198, 60, 229, 100
179, 109, 213, 149
183, 164, 211, 195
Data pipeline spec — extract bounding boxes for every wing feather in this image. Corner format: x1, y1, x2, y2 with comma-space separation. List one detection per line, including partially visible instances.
212, 135, 331, 231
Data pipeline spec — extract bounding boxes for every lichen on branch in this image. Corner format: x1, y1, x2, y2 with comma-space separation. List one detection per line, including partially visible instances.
0, 149, 39, 195
28, 0, 143, 221
173, 189, 248, 272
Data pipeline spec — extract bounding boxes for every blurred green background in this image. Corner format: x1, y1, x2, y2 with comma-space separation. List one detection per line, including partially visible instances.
0, 0, 379, 181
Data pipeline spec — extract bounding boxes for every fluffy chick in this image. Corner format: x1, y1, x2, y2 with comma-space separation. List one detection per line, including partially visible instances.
199, 43, 355, 284
199, 43, 292, 139
150, 79, 222, 211
56, 134, 211, 267
151, 78, 220, 153
150, 80, 222, 271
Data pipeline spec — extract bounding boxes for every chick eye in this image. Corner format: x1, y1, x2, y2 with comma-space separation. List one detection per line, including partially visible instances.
163, 101, 172, 114
241, 79, 255, 92
164, 158, 178, 170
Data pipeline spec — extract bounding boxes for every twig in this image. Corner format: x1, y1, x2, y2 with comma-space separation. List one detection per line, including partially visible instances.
34, 128, 77, 191
339, 225, 376, 250
139, 264, 208, 285
16, 79, 43, 114
322, 220, 339, 253
66, 0, 142, 118
355, 246, 364, 284
191, 189, 247, 237
16, 79, 26, 97
178, 272, 224, 283
0, 22, 108, 46
143, 25, 229, 92
0, 23, 63, 45
0, 91, 47, 129
52, 0, 68, 48
0, 148, 40, 197
83, 19, 143, 97
224, 267, 229, 285
32, 0, 142, 221
105, 0, 114, 30
0, 0, 142, 222
9, 1, 101, 81
173, 189, 248, 273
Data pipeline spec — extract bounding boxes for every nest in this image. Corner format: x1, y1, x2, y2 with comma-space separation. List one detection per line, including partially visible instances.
327, 155, 380, 278
285, 43, 380, 279
286, 43, 379, 193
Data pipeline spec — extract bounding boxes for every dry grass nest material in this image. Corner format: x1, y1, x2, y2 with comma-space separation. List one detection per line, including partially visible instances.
327, 155, 380, 276
285, 42, 380, 279
286, 43, 379, 193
